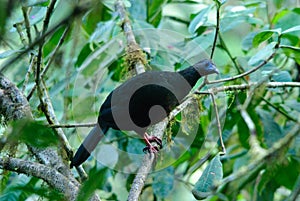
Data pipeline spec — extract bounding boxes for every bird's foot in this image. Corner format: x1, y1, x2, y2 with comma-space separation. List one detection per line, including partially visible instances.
143, 145, 160, 153
143, 133, 163, 153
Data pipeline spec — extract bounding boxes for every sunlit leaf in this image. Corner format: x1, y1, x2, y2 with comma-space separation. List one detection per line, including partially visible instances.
192, 154, 223, 200
252, 29, 281, 47
248, 42, 277, 66
282, 25, 300, 34
147, 0, 165, 27
89, 20, 115, 43
188, 5, 212, 34
274, 9, 300, 32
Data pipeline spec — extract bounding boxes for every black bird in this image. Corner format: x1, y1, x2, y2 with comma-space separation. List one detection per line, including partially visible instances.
70, 59, 219, 167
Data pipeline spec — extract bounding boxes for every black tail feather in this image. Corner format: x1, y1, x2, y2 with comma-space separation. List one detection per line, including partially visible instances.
70, 144, 91, 168
70, 124, 107, 168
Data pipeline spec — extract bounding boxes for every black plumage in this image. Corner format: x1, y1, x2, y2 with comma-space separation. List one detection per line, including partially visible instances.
70, 59, 219, 167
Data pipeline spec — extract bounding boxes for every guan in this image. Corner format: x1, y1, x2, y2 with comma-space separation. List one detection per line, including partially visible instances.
70, 59, 219, 167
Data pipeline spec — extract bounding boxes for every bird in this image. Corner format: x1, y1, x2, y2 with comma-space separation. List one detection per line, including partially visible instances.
70, 59, 219, 167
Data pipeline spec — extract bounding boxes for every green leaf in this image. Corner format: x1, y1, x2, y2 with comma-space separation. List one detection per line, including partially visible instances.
192, 154, 223, 200
252, 29, 281, 47
248, 42, 277, 66
75, 43, 94, 67
280, 45, 300, 59
0, 1, 18, 35
89, 20, 115, 43
233, 154, 250, 172
22, 0, 49, 7
282, 25, 300, 34
128, 0, 146, 20
237, 115, 250, 149
188, 5, 212, 34
272, 71, 292, 82
242, 32, 257, 51
257, 109, 284, 148
12, 179, 64, 201
285, 100, 300, 113
274, 9, 300, 32
147, 0, 165, 27
152, 167, 175, 198
43, 26, 69, 57
9, 119, 59, 148
76, 168, 109, 201
28, 7, 47, 25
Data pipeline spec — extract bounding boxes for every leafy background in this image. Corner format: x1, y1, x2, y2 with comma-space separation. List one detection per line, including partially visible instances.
0, 0, 300, 200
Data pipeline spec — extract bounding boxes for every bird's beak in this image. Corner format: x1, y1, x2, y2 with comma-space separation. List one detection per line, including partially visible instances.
211, 63, 220, 74
214, 68, 220, 74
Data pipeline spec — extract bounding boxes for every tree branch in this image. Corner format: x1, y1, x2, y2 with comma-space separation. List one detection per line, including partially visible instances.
0, 74, 100, 201
114, 1, 162, 200
0, 157, 79, 200
115, 0, 146, 74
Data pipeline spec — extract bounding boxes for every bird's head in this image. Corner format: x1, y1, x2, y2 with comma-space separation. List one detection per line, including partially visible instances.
194, 59, 219, 76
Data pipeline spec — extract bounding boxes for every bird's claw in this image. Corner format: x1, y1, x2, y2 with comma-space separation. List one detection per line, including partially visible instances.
147, 136, 163, 149
143, 145, 160, 153
143, 134, 163, 154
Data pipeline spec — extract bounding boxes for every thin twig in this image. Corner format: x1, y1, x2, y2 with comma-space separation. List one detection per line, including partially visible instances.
207, 51, 277, 85
209, 91, 226, 154
0, 5, 88, 73
27, 25, 71, 100
13, 22, 28, 46
50, 123, 97, 128
43, 25, 71, 77
210, 2, 220, 60
22, 56, 35, 93
21, 6, 32, 44
36, 0, 58, 87
209, 82, 300, 93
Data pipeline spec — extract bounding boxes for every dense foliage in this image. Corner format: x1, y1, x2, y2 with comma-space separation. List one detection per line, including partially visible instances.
0, 0, 300, 200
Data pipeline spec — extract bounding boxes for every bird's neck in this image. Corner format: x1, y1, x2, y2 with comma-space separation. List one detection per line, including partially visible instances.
178, 66, 201, 87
